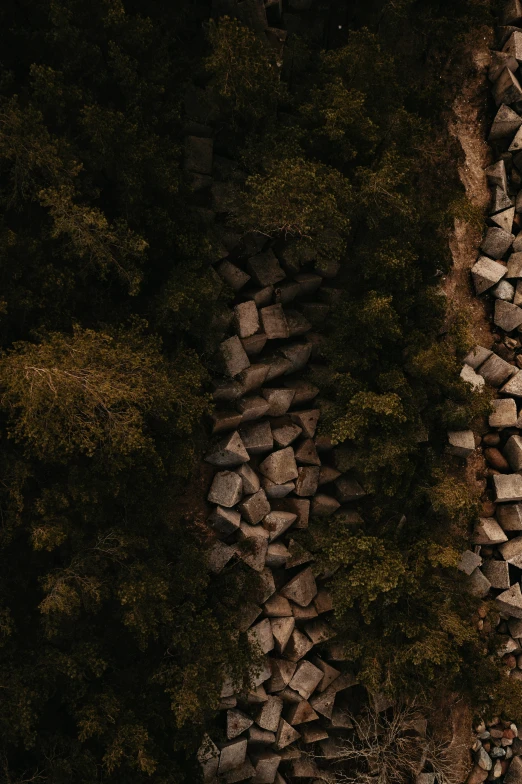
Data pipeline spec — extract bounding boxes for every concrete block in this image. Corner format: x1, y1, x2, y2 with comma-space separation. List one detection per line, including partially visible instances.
227, 709, 254, 739
447, 430, 476, 457
262, 388, 295, 416
219, 738, 248, 774
335, 475, 366, 502
212, 410, 243, 434
501, 370, 522, 395
294, 438, 321, 465
304, 618, 334, 645
266, 542, 290, 568
251, 751, 282, 784
264, 594, 293, 617
249, 726, 275, 744
494, 299, 522, 331
248, 618, 275, 654
242, 333, 267, 355
257, 696, 284, 732
208, 505, 241, 536
499, 534, 522, 561
272, 424, 302, 447
274, 280, 301, 304
289, 661, 323, 699
286, 309, 311, 337
264, 355, 293, 381
490, 103, 522, 140
207, 540, 236, 574
481, 559, 510, 589
287, 700, 319, 726
206, 431, 250, 467
496, 583, 522, 619
464, 345, 493, 369
290, 409, 320, 438
460, 363, 486, 391
274, 719, 300, 750
273, 497, 310, 529
217, 260, 251, 292
223, 759, 256, 783
284, 628, 314, 661
220, 335, 251, 377
238, 363, 269, 393
467, 567, 491, 598
493, 66, 522, 105
198, 734, 220, 782
472, 256, 507, 294
240, 421, 274, 454
266, 658, 297, 692
280, 342, 313, 374
295, 466, 320, 496
472, 518, 509, 544
234, 300, 260, 338
260, 304, 290, 339
494, 473, 522, 502
208, 471, 243, 507
281, 567, 317, 607
247, 250, 286, 287
262, 477, 295, 498
283, 379, 319, 404
490, 397, 518, 427
498, 502, 522, 530
236, 463, 260, 495
505, 434, 522, 470
318, 466, 341, 485
270, 616, 295, 653
478, 353, 517, 386
458, 550, 483, 575
259, 447, 298, 484
263, 510, 297, 540
240, 488, 271, 525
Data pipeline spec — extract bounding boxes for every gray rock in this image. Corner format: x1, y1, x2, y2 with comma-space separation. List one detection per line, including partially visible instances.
295, 466, 320, 496
206, 431, 250, 467
481, 227, 514, 259
494, 473, 522, 502
238, 363, 269, 393
259, 447, 299, 485
236, 463, 260, 495
505, 29, 522, 60
475, 746, 493, 771
261, 477, 295, 498
220, 336, 251, 377
283, 379, 319, 404
490, 51, 519, 82
227, 709, 254, 740
237, 395, 270, 422
482, 559, 511, 589
478, 354, 517, 386
458, 550, 483, 575
257, 696, 284, 732
496, 584, 522, 619
261, 388, 295, 416
240, 488, 271, 525
492, 207, 515, 234
295, 438, 321, 466
505, 434, 522, 470
240, 421, 274, 454
290, 409, 320, 438
247, 250, 286, 287
207, 540, 236, 574
502, 0, 522, 26
208, 505, 241, 536
489, 103, 522, 141
208, 471, 243, 507
270, 616, 295, 652
447, 430, 476, 457
501, 370, 522, 395
272, 424, 302, 447
248, 618, 275, 654
238, 524, 269, 572
460, 363, 486, 391
490, 397, 518, 427
494, 300, 522, 331
499, 534, 522, 561
234, 300, 260, 338
281, 567, 318, 607
263, 510, 297, 541
266, 542, 290, 569
223, 759, 257, 784
260, 304, 290, 339
493, 67, 522, 105
284, 628, 314, 662
464, 345, 493, 369
289, 660, 324, 699
492, 279, 515, 300
467, 568, 491, 599
184, 136, 213, 174
251, 751, 282, 784
492, 185, 514, 214
472, 518, 509, 544
486, 160, 509, 192
498, 503, 522, 530
213, 379, 244, 402
274, 719, 300, 750
218, 738, 248, 774
505, 756, 522, 784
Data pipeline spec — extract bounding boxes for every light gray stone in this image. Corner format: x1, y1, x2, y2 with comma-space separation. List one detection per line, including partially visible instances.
206, 431, 250, 467
272, 424, 302, 448
208, 470, 243, 507
284, 628, 314, 662
495, 300, 522, 331
447, 430, 475, 457
260, 304, 289, 339
257, 696, 284, 732
220, 336, 251, 377
259, 447, 298, 485
464, 345, 493, 369
295, 466, 320, 497
280, 567, 317, 607
458, 550, 483, 575
240, 421, 273, 454
208, 505, 241, 536
261, 477, 295, 498
496, 584, 522, 619
501, 370, 522, 395
492, 278, 515, 299
494, 473, 522, 502
311, 494, 341, 516
492, 184, 514, 214
219, 738, 248, 774
499, 534, 522, 561
489, 103, 522, 141
335, 475, 366, 502
251, 751, 282, 784
247, 250, 285, 287
479, 230, 512, 263
486, 159, 509, 192
482, 559, 511, 589
498, 503, 522, 530
490, 397, 518, 427
505, 434, 522, 470
263, 510, 297, 541
472, 518, 509, 545
236, 463, 260, 495
289, 661, 324, 699
493, 67, 522, 105
467, 567, 492, 598
478, 354, 517, 386
274, 280, 301, 304
240, 489, 271, 525
234, 300, 260, 338
261, 388, 295, 416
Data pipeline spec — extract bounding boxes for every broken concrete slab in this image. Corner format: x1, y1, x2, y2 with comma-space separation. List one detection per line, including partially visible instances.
489, 103, 522, 141
482, 559, 511, 589
447, 430, 476, 458
494, 473, 522, 502
295, 466, 320, 496
247, 250, 286, 287
472, 518, 509, 544
458, 550, 483, 575
240, 421, 274, 454
472, 256, 508, 294
263, 510, 297, 541
208, 505, 241, 536
478, 353, 517, 386
495, 299, 522, 331
234, 300, 260, 338
498, 502, 522, 530
206, 431, 250, 467
496, 583, 522, 619
220, 336, 251, 377
281, 567, 318, 607
240, 488, 271, 525
208, 470, 243, 507
259, 447, 298, 484
464, 345, 493, 369
490, 397, 518, 427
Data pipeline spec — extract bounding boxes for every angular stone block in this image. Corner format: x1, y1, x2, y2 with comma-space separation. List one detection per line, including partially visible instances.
313, 590, 334, 615
287, 700, 319, 726
263, 510, 297, 541
242, 333, 267, 356
260, 304, 290, 339
266, 658, 296, 693
264, 594, 293, 617
498, 502, 522, 530
447, 430, 476, 458
318, 466, 342, 485
272, 424, 302, 448
206, 431, 250, 467
240, 421, 273, 454
289, 661, 323, 700
264, 355, 293, 381
238, 524, 269, 572
284, 628, 314, 662
257, 696, 284, 732
478, 353, 517, 386
460, 363, 485, 391
482, 559, 510, 589
234, 300, 260, 339
270, 616, 295, 653
286, 310, 311, 337
501, 370, 522, 395
236, 463, 260, 495
249, 726, 275, 744
227, 709, 254, 739
494, 299, 522, 331
490, 397, 518, 427
217, 260, 251, 292
247, 250, 286, 287
458, 550, 482, 575
274, 280, 301, 304
499, 534, 522, 561
273, 498, 310, 529
208, 470, 243, 507
496, 583, 522, 619
207, 540, 236, 574
251, 751, 282, 784
281, 567, 317, 607
219, 738, 248, 774
494, 473, 522, 502
304, 618, 334, 645
198, 734, 220, 782
290, 409, 320, 438
493, 66, 522, 105
312, 658, 341, 692
505, 434, 522, 470
266, 542, 290, 568
467, 567, 491, 598
238, 364, 270, 393
240, 489, 271, 525
472, 518, 509, 544
248, 618, 275, 654
223, 759, 257, 784
291, 601, 317, 621
489, 103, 522, 141
464, 345, 493, 369
294, 438, 321, 466
471, 256, 507, 294
262, 388, 295, 416
503, 0, 522, 26
280, 342, 313, 374
259, 447, 298, 484
220, 335, 251, 377
493, 275, 515, 299
295, 466, 320, 497
274, 718, 300, 750
486, 159, 509, 192
208, 505, 241, 536
284, 379, 319, 405
309, 688, 335, 719
261, 477, 295, 498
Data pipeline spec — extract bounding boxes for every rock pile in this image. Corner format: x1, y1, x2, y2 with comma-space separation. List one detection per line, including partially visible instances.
458, 2, 522, 781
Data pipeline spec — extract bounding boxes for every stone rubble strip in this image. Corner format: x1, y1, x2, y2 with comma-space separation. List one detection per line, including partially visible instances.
456, 2, 522, 778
